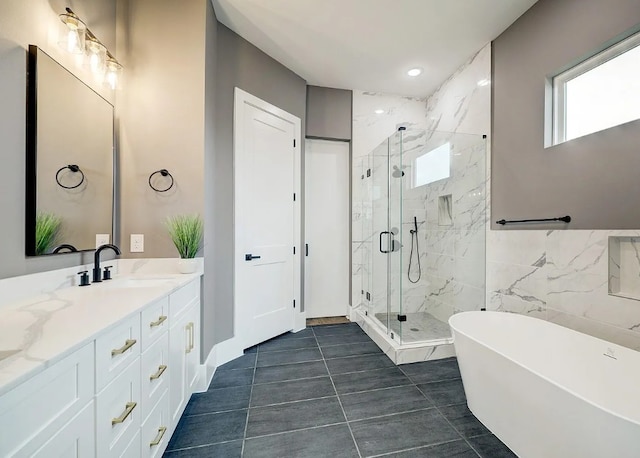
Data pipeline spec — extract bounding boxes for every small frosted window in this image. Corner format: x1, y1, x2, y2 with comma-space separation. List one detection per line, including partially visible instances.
552, 31, 640, 145
414, 142, 450, 187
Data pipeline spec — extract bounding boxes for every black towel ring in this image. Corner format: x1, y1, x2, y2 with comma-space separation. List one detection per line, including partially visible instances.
55, 164, 85, 189
148, 169, 174, 192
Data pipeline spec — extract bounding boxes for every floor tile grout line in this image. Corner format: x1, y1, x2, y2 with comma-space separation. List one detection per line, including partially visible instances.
254, 358, 324, 369
346, 406, 438, 424
366, 438, 470, 457
253, 374, 329, 386
317, 335, 363, 458
183, 407, 249, 419
240, 344, 259, 457
249, 394, 340, 409
243, 421, 350, 442
165, 438, 243, 454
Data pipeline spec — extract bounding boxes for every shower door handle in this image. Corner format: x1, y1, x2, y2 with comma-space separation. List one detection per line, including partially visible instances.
379, 231, 390, 253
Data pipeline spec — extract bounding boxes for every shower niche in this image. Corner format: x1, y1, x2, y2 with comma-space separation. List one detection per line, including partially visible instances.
355, 128, 487, 363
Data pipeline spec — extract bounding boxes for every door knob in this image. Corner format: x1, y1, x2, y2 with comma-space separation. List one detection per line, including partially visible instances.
245, 254, 261, 261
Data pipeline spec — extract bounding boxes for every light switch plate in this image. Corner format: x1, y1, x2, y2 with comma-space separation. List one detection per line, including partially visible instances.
96, 234, 110, 248
130, 234, 144, 253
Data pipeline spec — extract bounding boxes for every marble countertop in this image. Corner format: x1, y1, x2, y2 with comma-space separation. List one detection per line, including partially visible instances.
0, 273, 200, 397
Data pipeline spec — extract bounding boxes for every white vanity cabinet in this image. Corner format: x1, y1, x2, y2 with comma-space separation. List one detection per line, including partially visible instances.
168, 282, 201, 430
0, 275, 201, 457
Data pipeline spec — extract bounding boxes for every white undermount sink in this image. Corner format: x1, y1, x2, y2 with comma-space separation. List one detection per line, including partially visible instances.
100, 276, 177, 289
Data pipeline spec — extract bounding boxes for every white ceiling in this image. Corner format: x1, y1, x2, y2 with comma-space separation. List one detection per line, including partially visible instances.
213, 0, 538, 97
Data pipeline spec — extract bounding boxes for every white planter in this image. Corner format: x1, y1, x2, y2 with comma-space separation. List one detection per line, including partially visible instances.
177, 258, 198, 274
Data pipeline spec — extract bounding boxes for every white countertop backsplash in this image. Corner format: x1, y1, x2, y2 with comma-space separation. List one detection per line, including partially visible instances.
0, 258, 203, 396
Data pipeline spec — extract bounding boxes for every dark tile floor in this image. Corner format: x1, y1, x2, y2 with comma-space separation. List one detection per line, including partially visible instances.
164, 323, 516, 458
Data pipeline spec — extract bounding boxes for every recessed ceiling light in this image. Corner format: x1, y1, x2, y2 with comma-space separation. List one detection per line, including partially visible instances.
477, 78, 491, 87
374, 109, 384, 114
407, 67, 423, 77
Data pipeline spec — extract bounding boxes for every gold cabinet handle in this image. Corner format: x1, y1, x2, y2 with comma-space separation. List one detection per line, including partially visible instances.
186, 322, 194, 353
111, 339, 137, 356
149, 364, 167, 381
189, 322, 195, 352
112, 401, 137, 425
150, 315, 167, 328
149, 426, 167, 447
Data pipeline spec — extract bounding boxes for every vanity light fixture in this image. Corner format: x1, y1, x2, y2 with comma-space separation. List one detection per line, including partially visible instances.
407, 67, 423, 77
374, 109, 385, 114
59, 7, 123, 89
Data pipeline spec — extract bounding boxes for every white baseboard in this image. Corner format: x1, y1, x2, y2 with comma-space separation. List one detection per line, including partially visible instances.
196, 336, 244, 392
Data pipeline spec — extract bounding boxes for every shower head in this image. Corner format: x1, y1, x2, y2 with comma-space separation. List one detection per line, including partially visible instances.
392, 165, 405, 178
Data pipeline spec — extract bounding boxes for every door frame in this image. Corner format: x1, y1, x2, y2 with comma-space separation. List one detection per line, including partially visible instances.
233, 87, 304, 350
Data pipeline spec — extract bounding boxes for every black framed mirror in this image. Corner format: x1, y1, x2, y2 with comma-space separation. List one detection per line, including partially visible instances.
26, 45, 114, 256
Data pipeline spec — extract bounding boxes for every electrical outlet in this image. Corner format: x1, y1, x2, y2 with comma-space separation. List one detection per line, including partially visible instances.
95, 234, 110, 248
130, 234, 144, 253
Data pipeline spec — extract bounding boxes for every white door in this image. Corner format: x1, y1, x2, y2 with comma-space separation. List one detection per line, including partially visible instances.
234, 88, 301, 350
305, 139, 350, 318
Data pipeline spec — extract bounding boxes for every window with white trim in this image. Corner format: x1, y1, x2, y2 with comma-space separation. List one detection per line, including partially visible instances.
551, 30, 640, 145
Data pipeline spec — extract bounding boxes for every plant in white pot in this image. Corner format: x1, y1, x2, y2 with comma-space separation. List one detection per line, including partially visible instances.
166, 214, 203, 274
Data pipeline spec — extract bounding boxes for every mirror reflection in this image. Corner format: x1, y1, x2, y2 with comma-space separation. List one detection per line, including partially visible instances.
26, 46, 114, 256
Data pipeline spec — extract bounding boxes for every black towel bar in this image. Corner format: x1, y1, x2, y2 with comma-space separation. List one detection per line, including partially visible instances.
496, 215, 571, 225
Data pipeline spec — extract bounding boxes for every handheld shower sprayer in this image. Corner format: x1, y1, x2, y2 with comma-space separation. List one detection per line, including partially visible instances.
408, 216, 421, 283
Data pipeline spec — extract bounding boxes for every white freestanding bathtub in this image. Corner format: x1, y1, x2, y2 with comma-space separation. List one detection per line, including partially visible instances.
450, 311, 640, 458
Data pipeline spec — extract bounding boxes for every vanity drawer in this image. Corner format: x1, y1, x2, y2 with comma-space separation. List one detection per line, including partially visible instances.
141, 296, 170, 350
141, 332, 170, 421
169, 279, 199, 319
121, 430, 142, 458
96, 357, 141, 458
0, 342, 94, 457
29, 400, 95, 458
96, 313, 141, 391
141, 391, 170, 458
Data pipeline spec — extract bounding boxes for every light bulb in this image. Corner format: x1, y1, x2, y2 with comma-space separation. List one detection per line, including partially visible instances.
105, 58, 123, 90
86, 38, 107, 74
106, 70, 118, 90
67, 29, 78, 53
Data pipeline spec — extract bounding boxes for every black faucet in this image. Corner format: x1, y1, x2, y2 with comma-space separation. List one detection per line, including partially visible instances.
93, 244, 121, 283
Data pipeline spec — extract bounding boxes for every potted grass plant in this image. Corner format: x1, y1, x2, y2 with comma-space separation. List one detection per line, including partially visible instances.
166, 214, 203, 273
35, 212, 62, 255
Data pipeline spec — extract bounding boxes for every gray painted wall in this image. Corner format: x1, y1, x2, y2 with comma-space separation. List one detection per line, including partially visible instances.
212, 24, 307, 345
0, 0, 116, 279
118, 0, 206, 257
203, 0, 218, 360
306, 85, 352, 141
492, 0, 640, 230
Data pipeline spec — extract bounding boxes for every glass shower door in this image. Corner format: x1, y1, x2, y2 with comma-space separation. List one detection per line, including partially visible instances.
370, 139, 390, 334
387, 130, 404, 342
